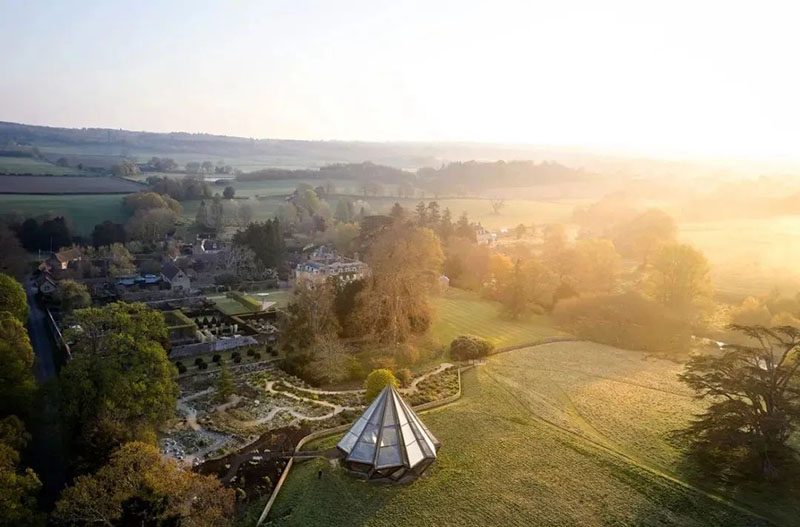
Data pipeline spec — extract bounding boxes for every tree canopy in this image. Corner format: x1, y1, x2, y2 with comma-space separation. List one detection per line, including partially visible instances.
60, 303, 177, 468
0, 273, 27, 323
678, 325, 800, 479
53, 442, 234, 527
0, 313, 36, 418
364, 369, 398, 402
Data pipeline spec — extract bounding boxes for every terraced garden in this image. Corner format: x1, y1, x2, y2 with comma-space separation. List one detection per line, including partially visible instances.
266, 341, 797, 527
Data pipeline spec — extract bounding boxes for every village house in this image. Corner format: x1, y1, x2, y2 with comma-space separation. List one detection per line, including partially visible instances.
37, 273, 57, 296
476, 225, 497, 246
47, 247, 82, 271
295, 244, 368, 283
161, 260, 191, 291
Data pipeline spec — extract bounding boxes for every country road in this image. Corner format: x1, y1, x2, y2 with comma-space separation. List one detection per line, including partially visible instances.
25, 277, 67, 509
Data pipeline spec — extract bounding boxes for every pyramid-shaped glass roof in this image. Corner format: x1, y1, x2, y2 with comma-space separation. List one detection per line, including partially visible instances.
337, 384, 439, 479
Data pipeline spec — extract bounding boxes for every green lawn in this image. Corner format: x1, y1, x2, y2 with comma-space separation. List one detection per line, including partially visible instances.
431, 287, 566, 348
267, 342, 793, 526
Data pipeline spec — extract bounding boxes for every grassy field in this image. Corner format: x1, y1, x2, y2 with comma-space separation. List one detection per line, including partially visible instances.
0, 193, 130, 233
268, 342, 795, 526
0, 175, 143, 194
431, 287, 565, 348
0, 156, 87, 175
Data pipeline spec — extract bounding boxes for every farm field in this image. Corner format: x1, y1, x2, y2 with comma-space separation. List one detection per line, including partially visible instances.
0, 155, 87, 175
431, 287, 565, 348
269, 342, 795, 526
0, 193, 130, 233
0, 174, 144, 194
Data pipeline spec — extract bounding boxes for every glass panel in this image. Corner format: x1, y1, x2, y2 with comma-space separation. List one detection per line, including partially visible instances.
383, 398, 396, 425
380, 426, 398, 447
400, 423, 414, 445
361, 423, 379, 444
377, 444, 402, 467
337, 431, 358, 453
406, 441, 424, 467
349, 441, 375, 463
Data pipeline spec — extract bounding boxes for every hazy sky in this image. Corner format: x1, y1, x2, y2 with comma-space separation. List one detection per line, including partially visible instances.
2, 0, 799, 158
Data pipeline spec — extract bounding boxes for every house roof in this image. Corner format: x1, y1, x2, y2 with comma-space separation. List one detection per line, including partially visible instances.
161, 260, 183, 281
337, 384, 439, 474
54, 247, 81, 263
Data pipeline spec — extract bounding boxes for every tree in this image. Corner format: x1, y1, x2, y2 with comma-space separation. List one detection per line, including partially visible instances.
426, 201, 441, 226
279, 278, 342, 381
389, 202, 407, 222
364, 369, 398, 402
541, 223, 567, 266
439, 208, 454, 240
185, 161, 201, 174
232, 219, 285, 268
223, 185, 235, 199
195, 200, 210, 229
490, 199, 505, 215
450, 335, 494, 361
237, 202, 253, 226
127, 208, 177, 242
215, 363, 235, 402
99, 243, 135, 277
515, 223, 527, 239
55, 279, 91, 315
499, 260, 529, 319
330, 222, 360, 256
0, 416, 41, 526
0, 227, 28, 278
60, 303, 178, 468
354, 224, 443, 343
613, 208, 677, 264
455, 212, 475, 241
334, 200, 352, 223
563, 239, 622, 294
647, 243, 711, 308
201, 161, 215, 174
91, 220, 126, 248
0, 314, 36, 417
111, 161, 140, 178
210, 196, 225, 231
678, 325, 800, 479
0, 273, 27, 322
303, 335, 351, 385
53, 442, 234, 527
414, 201, 428, 227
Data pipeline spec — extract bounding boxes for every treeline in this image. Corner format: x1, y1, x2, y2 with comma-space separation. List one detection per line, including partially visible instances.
418, 160, 586, 190
236, 161, 411, 184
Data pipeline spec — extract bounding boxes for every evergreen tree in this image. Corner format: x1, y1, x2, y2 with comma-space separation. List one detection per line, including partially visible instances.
215, 362, 235, 402
426, 201, 441, 227
439, 208, 454, 240
415, 201, 428, 227
195, 200, 210, 228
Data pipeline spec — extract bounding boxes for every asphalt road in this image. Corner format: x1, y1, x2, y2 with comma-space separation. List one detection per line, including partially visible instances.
25, 277, 67, 509
26, 278, 58, 382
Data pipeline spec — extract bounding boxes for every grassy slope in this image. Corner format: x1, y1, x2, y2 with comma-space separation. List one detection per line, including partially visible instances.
431, 287, 566, 348
267, 342, 795, 526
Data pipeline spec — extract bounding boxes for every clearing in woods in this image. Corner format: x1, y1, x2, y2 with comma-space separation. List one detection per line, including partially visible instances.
267, 341, 797, 527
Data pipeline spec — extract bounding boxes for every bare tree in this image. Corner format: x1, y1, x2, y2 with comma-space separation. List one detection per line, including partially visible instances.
491, 199, 505, 215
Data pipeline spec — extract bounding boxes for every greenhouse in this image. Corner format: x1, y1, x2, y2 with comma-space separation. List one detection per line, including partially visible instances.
336, 384, 439, 480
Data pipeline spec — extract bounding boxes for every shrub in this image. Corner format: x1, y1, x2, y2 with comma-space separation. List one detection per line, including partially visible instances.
348, 356, 366, 380
231, 351, 241, 360
449, 335, 494, 361
175, 362, 187, 374
233, 355, 242, 364
269, 347, 279, 357
369, 355, 396, 372
396, 368, 412, 387
252, 352, 261, 360
364, 369, 399, 401
553, 291, 692, 355
395, 343, 420, 366
212, 354, 222, 364
194, 357, 205, 367
198, 362, 209, 370
246, 348, 255, 357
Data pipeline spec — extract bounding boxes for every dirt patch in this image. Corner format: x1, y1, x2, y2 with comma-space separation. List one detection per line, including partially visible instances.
195, 425, 310, 507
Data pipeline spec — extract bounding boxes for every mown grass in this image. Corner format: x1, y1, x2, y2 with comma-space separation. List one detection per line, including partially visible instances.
268, 343, 782, 526
431, 287, 566, 348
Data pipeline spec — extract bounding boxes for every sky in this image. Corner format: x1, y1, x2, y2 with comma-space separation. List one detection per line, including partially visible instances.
2, 0, 800, 159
